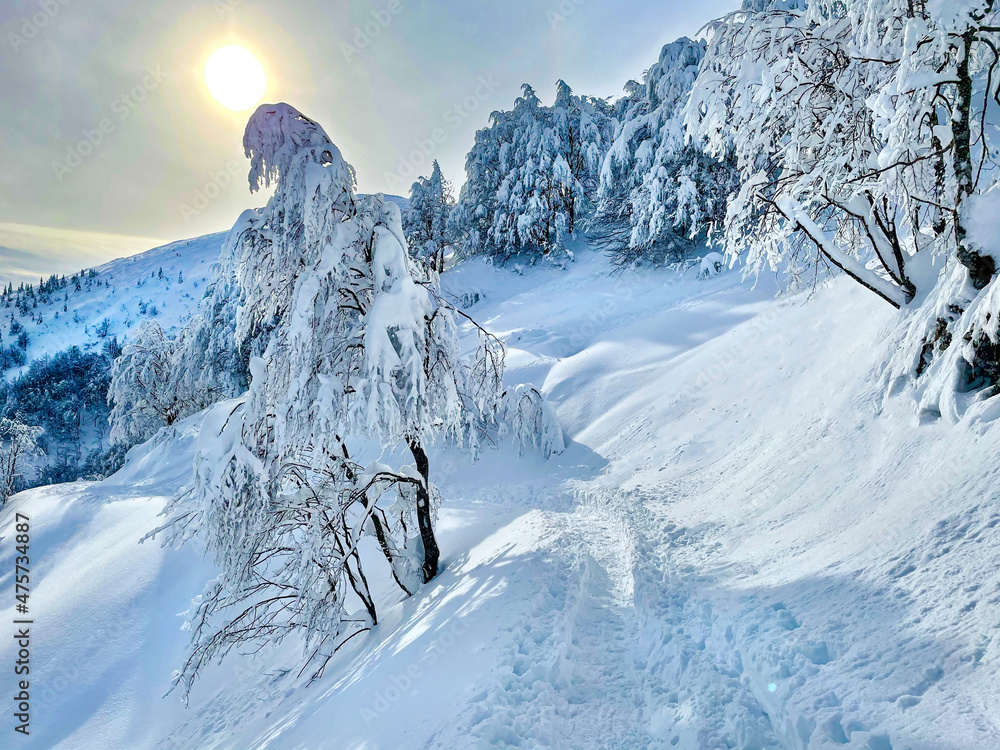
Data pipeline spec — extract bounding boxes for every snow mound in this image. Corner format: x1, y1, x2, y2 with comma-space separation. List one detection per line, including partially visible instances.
700, 251, 725, 278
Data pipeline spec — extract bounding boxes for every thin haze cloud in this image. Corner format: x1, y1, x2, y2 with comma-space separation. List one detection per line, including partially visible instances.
0, 223, 170, 286
0, 0, 736, 284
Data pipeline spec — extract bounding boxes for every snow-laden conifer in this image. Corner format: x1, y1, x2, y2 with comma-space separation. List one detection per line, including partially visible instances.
404, 160, 453, 273
593, 38, 737, 266
452, 83, 614, 262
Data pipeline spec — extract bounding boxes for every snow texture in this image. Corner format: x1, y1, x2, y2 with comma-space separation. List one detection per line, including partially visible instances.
3, 243, 999, 749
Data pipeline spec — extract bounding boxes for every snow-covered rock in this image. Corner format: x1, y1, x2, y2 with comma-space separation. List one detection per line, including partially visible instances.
700, 251, 725, 278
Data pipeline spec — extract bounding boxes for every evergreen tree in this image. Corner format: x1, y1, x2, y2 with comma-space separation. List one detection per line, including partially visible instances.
593, 38, 738, 266
404, 160, 453, 273
452, 82, 614, 262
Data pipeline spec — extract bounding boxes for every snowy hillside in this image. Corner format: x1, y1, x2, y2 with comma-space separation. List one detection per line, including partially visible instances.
1, 233, 224, 373
9, 0, 1000, 745
3, 244, 998, 749
2, 194, 410, 376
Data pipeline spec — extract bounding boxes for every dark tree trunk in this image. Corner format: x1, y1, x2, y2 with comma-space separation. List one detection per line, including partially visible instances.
340, 442, 412, 596
337, 525, 379, 625
954, 30, 996, 289
407, 437, 440, 582
929, 107, 948, 237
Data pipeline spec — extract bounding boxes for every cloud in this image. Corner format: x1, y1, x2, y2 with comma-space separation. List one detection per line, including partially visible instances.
0, 223, 168, 285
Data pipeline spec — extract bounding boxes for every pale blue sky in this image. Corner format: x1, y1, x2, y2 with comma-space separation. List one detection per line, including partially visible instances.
0, 0, 735, 284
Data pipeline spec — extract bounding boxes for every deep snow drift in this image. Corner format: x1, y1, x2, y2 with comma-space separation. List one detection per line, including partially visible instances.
2, 245, 998, 749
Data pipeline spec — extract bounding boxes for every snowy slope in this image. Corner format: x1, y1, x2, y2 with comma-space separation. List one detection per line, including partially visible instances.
3, 194, 409, 375
2, 244, 999, 749
2, 233, 224, 372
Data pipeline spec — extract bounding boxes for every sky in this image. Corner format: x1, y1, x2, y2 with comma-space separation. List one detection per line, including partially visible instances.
0, 0, 736, 285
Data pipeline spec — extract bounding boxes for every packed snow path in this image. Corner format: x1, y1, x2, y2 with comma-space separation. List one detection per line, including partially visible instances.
2, 246, 999, 749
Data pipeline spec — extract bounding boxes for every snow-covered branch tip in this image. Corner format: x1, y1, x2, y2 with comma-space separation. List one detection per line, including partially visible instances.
501, 384, 565, 459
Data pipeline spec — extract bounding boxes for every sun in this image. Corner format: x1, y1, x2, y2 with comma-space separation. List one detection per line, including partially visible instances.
205, 45, 267, 112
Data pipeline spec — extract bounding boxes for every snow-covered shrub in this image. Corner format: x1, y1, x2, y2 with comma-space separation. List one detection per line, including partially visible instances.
500, 385, 565, 459
452, 82, 615, 262
79, 442, 128, 481
700, 252, 725, 279
109, 322, 212, 446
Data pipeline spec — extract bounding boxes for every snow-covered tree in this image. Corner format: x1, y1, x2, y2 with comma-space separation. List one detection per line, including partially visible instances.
594, 38, 738, 266
686, 0, 1000, 415
0, 418, 43, 504
549, 80, 614, 237
879, 0, 1000, 415
158, 103, 558, 696
452, 82, 614, 262
688, 1, 913, 305
169, 243, 254, 406
404, 160, 453, 273
405, 173, 435, 264
108, 322, 210, 446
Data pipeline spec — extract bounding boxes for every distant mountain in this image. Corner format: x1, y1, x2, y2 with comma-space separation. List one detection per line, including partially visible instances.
2, 233, 224, 375
1, 195, 409, 375
0, 195, 408, 486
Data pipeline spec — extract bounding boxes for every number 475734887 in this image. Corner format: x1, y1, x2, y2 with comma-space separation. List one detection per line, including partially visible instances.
14, 513, 29, 612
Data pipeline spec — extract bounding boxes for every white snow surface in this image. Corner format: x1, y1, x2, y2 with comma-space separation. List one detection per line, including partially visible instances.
2, 243, 999, 749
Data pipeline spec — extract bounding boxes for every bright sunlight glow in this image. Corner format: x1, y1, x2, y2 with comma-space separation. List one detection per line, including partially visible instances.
205, 45, 267, 112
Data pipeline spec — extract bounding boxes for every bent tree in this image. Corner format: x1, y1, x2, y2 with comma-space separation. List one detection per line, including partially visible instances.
158, 104, 558, 695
